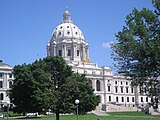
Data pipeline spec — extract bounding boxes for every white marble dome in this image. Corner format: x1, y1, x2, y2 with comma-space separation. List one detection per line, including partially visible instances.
52, 23, 85, 41
47, 7, 89, 63
51, 8, 85, 42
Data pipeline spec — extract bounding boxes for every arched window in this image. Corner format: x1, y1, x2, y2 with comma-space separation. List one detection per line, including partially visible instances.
0, 81, 3, 88
146, 97, 148, 102
0, 93, 3, 100
109, 96, 111, 101
96, 80, 101, 91
127, 97, 129, 102
131, 87, 134, 93
122, 97, 124, 102
132, 97, 135, 102
116, 97, 118, 102
141, 97, 143, 102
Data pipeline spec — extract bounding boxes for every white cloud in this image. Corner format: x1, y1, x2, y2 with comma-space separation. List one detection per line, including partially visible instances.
102, 41, 113, 49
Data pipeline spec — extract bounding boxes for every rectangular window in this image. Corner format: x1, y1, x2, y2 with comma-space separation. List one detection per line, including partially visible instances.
9, 81, 12, 88
0, 81, 3, 88
9, 73, 12, 78
127, 97, 129, 102
67, 49, 71, 56
0, 73, 3, 78
77, 50, 79, 56
126, 87, 129, 93
108, 86, 110, 92
59, 50, 62, 56
121, 87, 123, 93
115, 87, 118, 93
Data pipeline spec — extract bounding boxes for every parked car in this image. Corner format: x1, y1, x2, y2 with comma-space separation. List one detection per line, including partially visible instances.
26, 113, 38, 117
0, 113, 3, 118
45, 112, 54, 115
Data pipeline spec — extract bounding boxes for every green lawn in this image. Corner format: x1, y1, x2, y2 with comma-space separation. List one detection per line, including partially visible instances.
8, 112, 160, 120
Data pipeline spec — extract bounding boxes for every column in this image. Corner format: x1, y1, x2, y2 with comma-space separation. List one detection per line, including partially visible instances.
73, 44, 76, 60
82, 45, 86, 60
46, 45, 50, 56
63, 45, 66, 58
54, 45, 56, 56
85, 47, 88, 59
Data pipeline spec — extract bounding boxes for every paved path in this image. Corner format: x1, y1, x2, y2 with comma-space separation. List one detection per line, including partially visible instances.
92, 111, 110, 116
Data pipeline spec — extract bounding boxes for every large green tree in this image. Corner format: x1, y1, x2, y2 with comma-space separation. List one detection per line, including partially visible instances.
10, 60, 52, 114
111, 0, 160, 106
9, 56, 99, 119
43, 56, 75, 120
70, 73, 100, 114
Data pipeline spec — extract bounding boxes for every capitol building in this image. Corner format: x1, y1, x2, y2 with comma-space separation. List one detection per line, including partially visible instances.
0, 60, 13, 109
0, 8, 150, 112
46, 8, 150, 112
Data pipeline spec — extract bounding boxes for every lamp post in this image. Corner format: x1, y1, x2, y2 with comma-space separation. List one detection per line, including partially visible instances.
55, 83, 60, 120
75, 99, 79, 120
6, 102, 10, 120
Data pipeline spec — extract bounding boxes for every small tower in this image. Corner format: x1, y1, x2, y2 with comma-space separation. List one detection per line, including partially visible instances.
62, 7, 72, 23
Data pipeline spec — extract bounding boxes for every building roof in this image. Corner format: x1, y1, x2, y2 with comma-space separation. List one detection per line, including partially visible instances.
49, 7, 86, 44
0, 60, 12, 68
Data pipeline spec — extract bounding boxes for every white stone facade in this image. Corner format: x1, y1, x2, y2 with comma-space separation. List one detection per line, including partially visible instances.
0, 60, 13, 109
47, 8, 150, 112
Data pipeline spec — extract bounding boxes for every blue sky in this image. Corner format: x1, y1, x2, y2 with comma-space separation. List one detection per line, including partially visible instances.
0, 0, 154, 72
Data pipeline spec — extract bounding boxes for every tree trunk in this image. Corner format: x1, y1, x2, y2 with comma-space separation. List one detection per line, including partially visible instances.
56, 109, 59, 120
134, 85, 139, 111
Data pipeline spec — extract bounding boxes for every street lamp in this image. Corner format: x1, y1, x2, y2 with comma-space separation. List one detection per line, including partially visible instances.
75, 99, 79, 120
6, 102, 10, 120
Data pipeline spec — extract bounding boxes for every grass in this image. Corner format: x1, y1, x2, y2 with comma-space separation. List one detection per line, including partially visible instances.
7, 112, 160, 120
108, 111, 150, 116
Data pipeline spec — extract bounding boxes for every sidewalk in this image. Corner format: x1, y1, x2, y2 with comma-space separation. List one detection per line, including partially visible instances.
92, 111, 110, 116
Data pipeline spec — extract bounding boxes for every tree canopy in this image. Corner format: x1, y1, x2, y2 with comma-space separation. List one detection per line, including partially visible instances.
111, 0, 160, 104
9, 56, 100, 117
112, 0, 160, 82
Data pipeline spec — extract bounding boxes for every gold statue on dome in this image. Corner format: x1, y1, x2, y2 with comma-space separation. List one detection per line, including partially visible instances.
82, 59, 91, 63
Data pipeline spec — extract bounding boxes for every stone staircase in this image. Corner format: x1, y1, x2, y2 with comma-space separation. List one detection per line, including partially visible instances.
106, 104, 137, 112
92, 111, 110, 116
95, 103, 160, 115
146, 105, 160, 115
151, 111, 160, 115
96, 103, 137, 112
